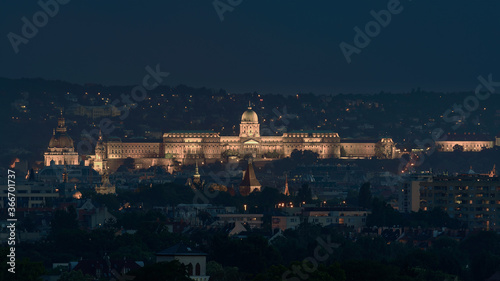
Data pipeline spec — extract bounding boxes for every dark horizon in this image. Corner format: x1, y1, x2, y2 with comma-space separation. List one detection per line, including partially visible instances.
0, 76, 490, 97
3, 1, 500, 95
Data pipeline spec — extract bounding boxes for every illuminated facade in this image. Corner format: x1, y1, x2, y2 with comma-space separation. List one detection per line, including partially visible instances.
59, 106, 397, 172
436, 133, 496, 152
419, 170, 500, 230
44, 115, 79, 166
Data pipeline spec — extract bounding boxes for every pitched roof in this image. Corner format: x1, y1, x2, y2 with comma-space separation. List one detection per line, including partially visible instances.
155, 242, 207, 256
287, 130, 336, 134
167, 130, 215, 134
239, 162, 261, 188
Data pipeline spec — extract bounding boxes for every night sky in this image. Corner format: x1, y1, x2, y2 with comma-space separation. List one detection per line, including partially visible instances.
2, 0, 500, 95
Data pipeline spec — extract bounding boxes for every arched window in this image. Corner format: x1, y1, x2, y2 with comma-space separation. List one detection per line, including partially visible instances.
188, 263, 193, 276
195, 263, 201, 276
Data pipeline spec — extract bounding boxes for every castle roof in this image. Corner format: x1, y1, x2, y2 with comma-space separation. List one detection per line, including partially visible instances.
440, 133, 493, 141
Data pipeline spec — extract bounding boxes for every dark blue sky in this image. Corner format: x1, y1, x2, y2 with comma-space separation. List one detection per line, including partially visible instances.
2, 0, 500, 94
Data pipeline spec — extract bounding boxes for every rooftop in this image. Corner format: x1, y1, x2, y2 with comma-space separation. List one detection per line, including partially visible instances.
167, 130, 216, 134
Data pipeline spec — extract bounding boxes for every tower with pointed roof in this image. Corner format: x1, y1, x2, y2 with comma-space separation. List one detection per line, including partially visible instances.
93, 130, 107, 174
489, 164, 497, 177
239, 160, 261, 196
193, 161, 201, 184
283, 173, 290, 196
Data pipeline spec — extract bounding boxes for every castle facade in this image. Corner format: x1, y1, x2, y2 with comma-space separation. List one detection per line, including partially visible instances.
88, 105, 396, 172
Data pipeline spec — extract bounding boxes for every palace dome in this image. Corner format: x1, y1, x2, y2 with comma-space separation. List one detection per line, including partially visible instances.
49, 132, 74, 148
241, 107, 258, 123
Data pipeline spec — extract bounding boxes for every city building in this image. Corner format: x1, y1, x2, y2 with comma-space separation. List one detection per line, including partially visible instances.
272, 216, 301, 231
155, 242, 209, 281
435, 133, 496, 152
0, 180, 59, 209
77, 199, 116, 229
413, 168, 500, 230
302, 207, 370, 229
214, 213, 264, 229
44, 114, 79, 166
272, 206, 370, 231
84, 105, 397, 172
398, 172, 433, 213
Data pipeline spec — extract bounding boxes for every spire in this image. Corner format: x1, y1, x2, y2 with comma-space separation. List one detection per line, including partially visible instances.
490, 164, 497, 177
239, 161, 261, 196
283, 173, 290, 196
62, 166, 68, 183
193, 161, 200, 182
468, 166, 476, 174
248, 100, 252, 110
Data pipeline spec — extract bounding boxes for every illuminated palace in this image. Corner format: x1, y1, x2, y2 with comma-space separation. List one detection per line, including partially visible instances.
83, 105, 397, 172
44, 107, 500, 173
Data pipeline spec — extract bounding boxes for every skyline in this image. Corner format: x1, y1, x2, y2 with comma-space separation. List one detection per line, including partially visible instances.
3, 0, 500, 95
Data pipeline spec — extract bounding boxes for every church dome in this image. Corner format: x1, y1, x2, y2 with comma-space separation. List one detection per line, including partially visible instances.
48, 116, 74, 149
241, 107, 258, 123
49, 131, 74, 148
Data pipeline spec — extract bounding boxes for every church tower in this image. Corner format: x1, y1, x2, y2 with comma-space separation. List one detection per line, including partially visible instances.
239, 159, 261, 196
95, 170, 116, 195
93, 130, 107, 174
239, 102, 260, 138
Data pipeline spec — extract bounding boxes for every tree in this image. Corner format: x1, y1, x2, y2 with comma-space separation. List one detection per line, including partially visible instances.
0, 248, 45, 281
263, 150, 281, 158
222, 149, 239, 159
302, 150, 319, 164
123, 157, 135, 170
206, 261, 243, 281
452, 144, 464, 152
290, 149, 302, 161
367, 198, 404, 227
51, 205, 78, 231
296, 184, 312, 205
358, 182, 372, 209
290, 149, 319, 165
57, 270, 93, 281
340, 146, 347, 157
130, 260, 192, 281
